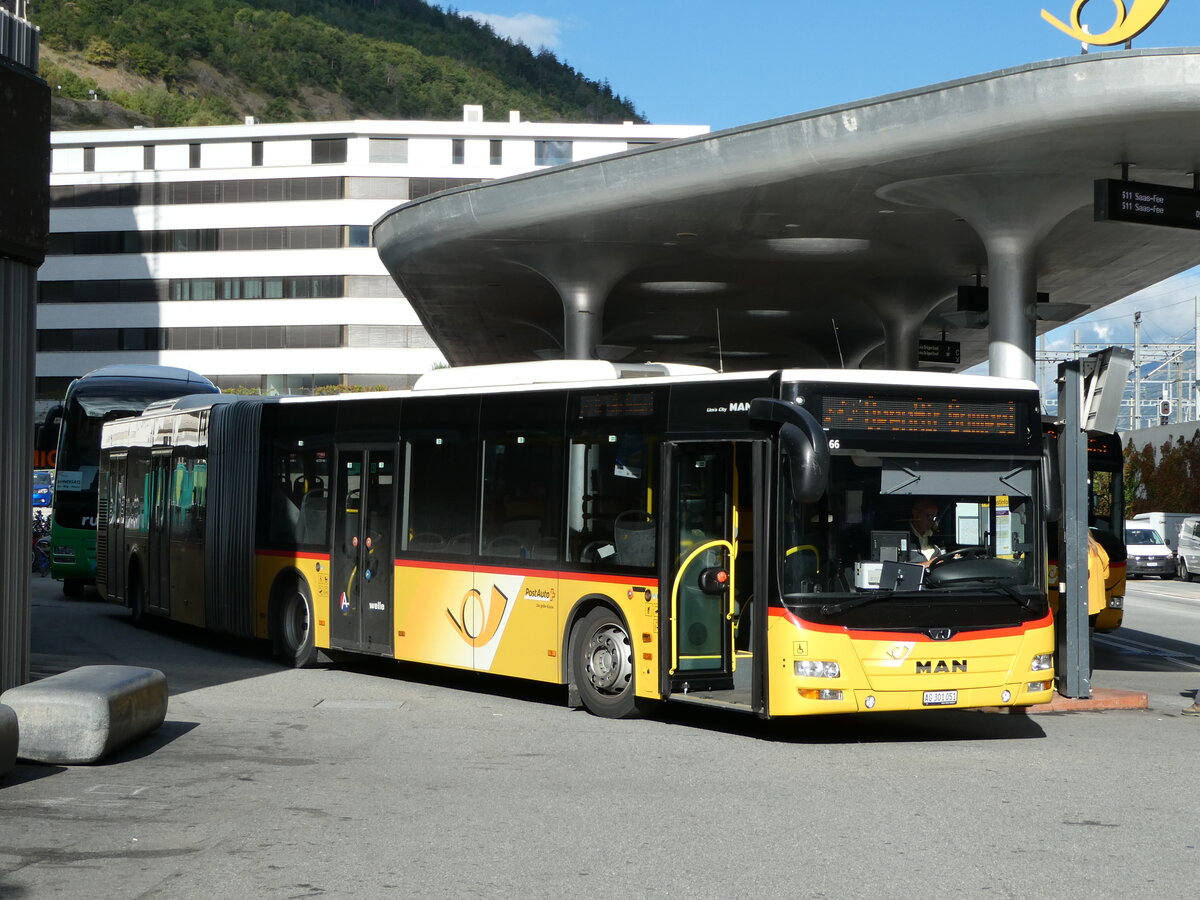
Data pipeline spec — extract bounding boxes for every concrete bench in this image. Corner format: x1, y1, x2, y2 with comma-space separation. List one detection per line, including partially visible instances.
0, 666, 167, 765
0, 703, 16, 778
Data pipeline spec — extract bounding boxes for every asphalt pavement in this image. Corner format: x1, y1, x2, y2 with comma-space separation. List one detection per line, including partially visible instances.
2, 575, 1199, 899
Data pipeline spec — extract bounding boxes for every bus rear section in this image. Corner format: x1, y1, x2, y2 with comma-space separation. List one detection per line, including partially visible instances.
98, 364, 1054, 720
41, 365, 218, 597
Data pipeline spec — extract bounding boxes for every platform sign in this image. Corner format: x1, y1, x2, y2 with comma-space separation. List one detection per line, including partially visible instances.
918, 339, 960, 365
1095, 179, 1200, 231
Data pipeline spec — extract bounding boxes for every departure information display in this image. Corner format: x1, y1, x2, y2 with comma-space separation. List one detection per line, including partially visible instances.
1095, 179, 1200, 231
822, 395, 1018, 435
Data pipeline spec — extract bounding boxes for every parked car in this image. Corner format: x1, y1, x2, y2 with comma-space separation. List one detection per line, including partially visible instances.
31, 469, 53, 508
1130, 511, 1192, 555
1124, 521, 1175, 579
1177, 516, 1200, 581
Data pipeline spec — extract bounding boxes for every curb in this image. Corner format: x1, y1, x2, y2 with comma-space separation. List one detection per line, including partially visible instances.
1011, 687, 1150, 714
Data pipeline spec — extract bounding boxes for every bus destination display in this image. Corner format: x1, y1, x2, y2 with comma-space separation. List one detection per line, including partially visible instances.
822, 395, 1017, 435
1095, 179, 1200, 232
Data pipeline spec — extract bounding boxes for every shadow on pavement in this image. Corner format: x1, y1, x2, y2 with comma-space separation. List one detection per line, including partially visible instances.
1095, 628, 1200, 673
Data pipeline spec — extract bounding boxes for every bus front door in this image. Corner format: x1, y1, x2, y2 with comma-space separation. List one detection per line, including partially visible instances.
330, 447, 397, 655
663, 440, 763, 709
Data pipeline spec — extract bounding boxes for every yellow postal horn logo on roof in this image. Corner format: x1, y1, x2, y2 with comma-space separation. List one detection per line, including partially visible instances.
1042, 0, 1171, 46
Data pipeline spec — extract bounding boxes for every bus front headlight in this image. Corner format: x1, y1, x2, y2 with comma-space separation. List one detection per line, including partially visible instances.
794, 660, 840, 678
1031, 653, 1053, 672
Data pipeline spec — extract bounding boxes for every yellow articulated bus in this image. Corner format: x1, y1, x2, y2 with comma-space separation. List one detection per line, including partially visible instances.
97, 361, 1055, 719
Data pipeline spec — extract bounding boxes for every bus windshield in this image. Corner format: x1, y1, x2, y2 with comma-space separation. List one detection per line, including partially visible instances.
781, 453, 1040, 604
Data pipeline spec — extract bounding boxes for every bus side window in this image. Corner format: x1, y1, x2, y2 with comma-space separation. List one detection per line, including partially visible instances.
567, 432, 656, 566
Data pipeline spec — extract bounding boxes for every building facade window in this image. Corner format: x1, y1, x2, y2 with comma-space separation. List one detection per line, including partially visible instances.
47, 225, 353, 255
83, 147, 95, 172
37, 325, 346, 353
451, 139, 465, 165
490, 140, 503, 165
251, 141, 264, 167
38, 275, 344, 304
312, 138, 348, 164
143, 145, 155, 170
534, 140, 572, 166
189, 143, 201, 168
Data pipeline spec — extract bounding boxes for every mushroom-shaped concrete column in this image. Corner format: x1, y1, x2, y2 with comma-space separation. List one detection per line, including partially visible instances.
513, 245, 650, 361
878, 174, 1090, 380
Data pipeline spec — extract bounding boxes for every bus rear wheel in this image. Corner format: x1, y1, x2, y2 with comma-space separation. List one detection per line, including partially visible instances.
274, 580, 316, 669
572, 607, 643, 719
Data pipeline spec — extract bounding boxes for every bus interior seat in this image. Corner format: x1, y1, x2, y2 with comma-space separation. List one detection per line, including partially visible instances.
408, 532, 445, 552
487, 535, 523, 557
446, 533, 473, 554
531, 536, 559, 559
298, 491, 327, 544
614, 510, 655, 567
270, 481, 303, 543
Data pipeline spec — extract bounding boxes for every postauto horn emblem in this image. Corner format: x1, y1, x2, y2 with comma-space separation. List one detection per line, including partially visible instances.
1042, 0, 1171, 47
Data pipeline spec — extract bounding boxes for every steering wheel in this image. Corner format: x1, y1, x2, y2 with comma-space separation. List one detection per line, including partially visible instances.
927, 545, 988, 570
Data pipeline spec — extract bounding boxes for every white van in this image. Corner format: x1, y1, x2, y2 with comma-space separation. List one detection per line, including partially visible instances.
1124, 521, 1175, 579
1176, 516, 1200, 581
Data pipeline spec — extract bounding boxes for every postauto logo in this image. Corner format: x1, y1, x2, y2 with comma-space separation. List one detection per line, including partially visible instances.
1042, 0, 1171, 46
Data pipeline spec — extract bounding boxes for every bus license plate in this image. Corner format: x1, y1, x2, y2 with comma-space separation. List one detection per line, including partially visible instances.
923, 690, 958, 706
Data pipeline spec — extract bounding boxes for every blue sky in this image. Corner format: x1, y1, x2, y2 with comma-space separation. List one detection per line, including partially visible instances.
457, 1, 1200, 356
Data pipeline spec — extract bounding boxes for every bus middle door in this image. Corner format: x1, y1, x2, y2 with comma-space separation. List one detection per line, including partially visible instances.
662, 440, 761, 704
330, 447, 397, 655
148, 449, 173, 615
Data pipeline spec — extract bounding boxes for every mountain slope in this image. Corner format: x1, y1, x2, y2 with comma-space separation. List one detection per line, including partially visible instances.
32, 0, 643, 130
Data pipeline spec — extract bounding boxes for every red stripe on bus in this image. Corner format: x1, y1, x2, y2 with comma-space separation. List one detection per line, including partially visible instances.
257, 549, 330, 561
767, 606, 1053, 641
393, 558, 657, 587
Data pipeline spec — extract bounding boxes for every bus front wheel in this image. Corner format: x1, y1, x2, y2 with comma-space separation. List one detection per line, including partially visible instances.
273, 580, 316, 669
572, 607, 643, 719
62, 578, 84, 599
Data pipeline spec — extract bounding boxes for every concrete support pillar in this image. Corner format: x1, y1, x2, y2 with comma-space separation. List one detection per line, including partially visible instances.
882, 313, 921, 370
985, 235, 1039, 381
518, 246, 648, 360
878, 174, 1090, 380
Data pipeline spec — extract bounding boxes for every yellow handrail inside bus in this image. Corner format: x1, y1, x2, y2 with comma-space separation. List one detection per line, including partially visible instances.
669, 537, 736, 675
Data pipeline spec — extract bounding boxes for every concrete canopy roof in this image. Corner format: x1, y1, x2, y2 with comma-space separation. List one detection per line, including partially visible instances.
375, 50, 1200, 372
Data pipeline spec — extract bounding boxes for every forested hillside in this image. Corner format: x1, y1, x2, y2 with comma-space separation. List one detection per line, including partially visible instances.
31, 0, 643, 130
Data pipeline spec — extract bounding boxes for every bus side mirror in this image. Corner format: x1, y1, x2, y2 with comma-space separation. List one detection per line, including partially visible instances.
1042, 434, 1062, 524
35, 404, 63, 453
748, 398, 829, 504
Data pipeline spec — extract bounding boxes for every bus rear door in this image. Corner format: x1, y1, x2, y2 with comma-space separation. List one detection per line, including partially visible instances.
662, 440, 765, 710
330, 446, 397, 655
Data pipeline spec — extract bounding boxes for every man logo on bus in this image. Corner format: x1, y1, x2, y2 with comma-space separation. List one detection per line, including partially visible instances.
447, 585, 510, 647
916, 660, 968, 674
1042, 0, 1171, 46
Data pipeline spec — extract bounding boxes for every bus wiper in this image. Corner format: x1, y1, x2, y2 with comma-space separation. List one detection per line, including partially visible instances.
937, 578, 1035, 609
820, 591, 896, 616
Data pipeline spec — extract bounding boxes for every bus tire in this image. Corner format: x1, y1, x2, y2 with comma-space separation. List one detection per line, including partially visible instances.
62, 578, 84, 599
127, 566, 146, 627
273, 579, 317, 669
571, 607, 643, 719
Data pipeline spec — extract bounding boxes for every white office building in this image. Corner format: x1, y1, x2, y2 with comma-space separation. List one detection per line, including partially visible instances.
39, 108, 708, 405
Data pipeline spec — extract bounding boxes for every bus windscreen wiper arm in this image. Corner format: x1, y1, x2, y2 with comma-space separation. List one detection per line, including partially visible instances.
940, 578, 1035, 609
820, 591, 895, 616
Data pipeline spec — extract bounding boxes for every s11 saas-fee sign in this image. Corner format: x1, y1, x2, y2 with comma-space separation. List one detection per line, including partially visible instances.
1095, 179, 1200, 232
